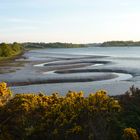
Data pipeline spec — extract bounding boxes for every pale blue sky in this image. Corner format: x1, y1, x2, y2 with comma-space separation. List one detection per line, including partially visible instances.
1, 0, 140, 43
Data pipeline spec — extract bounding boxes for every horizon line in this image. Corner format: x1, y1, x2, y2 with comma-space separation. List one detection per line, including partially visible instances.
1, 40, 140, 44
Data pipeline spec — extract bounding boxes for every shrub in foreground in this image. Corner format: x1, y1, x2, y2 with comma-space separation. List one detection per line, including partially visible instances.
0, 82, 140, 140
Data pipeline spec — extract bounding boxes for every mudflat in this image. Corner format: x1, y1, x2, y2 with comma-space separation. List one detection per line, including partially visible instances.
1, 47, 140, 95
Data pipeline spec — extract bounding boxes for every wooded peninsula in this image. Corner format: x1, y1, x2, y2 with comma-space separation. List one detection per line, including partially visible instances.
0, 42, 23, 60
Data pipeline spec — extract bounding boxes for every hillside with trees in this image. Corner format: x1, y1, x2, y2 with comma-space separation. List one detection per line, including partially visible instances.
0, 43, 23, 60
0, 82, 140, 140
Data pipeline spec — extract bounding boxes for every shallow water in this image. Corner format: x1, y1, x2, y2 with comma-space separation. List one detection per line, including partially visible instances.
1, 46, 140, 95
29, 46, 140, 58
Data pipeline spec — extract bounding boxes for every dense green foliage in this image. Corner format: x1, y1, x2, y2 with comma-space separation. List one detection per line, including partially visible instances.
0, 43, 23, 58
0, 83, 140, 140
101, 41, 140, 47
23, 42, 86, 49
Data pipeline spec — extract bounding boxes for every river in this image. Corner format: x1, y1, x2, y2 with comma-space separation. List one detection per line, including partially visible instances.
1, 46, 140, 96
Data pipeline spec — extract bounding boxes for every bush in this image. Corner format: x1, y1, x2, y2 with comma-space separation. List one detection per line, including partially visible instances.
0, 83, 140, 140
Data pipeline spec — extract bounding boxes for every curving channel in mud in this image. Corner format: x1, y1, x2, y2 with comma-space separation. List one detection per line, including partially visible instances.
32, 59, 133, 85
0, 52, 133, 88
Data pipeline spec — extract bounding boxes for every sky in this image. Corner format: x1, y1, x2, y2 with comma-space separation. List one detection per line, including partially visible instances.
1, 0, 140, 43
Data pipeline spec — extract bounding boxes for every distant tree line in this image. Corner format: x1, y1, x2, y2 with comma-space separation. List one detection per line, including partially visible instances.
23, 42, 86, 49
23, 41, 140, 49
101, 41, 140, 47
0, 42, 23, 58
0, 82, 140, 140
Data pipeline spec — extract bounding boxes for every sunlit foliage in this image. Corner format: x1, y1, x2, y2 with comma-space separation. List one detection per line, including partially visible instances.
0, 82, 12, 106
0, 83, 140, 140
123, 128, 140, 140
